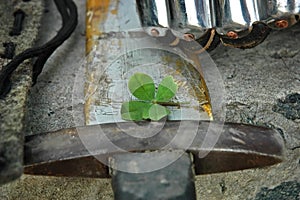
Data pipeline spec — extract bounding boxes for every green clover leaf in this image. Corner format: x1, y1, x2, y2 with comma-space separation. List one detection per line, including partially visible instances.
121, 101, 151, 121
128, 73, 155, 101
156, 75, 178, 102
148, 104, 170, 121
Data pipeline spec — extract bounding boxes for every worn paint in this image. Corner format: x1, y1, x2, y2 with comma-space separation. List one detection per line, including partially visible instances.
85, 0, 120, 124
187, 53, 213, 118
86, 0, 115, 54
163, 55, 212, 119
164, 55, 212, 118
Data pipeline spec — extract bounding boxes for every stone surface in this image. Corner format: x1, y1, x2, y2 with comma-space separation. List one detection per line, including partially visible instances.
110, 151, 196, 200
0, 0, 299, 199
273, 93, 300, 121
211, 29, 300, 150
254, 181, 300, 200
25, 0, 83, 133
0, 0, 43, 185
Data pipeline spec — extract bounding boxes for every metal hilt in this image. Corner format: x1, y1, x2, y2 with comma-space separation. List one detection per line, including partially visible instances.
137, 0, 300, 36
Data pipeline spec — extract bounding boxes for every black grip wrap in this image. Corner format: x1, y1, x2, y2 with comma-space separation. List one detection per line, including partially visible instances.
220, 22, 271, 49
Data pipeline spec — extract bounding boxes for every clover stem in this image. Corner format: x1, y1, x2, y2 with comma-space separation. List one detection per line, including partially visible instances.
155, 101, 189, 107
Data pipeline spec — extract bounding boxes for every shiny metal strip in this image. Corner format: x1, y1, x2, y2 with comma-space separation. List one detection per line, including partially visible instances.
275, 0, 300, 14
137, 0, 300, 33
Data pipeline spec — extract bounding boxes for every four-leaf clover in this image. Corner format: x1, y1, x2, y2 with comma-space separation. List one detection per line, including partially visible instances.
121, 73, 178, 121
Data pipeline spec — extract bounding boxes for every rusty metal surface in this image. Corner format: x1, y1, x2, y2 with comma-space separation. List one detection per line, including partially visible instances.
24, 121, 284, 177
86, 0, 115, 54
